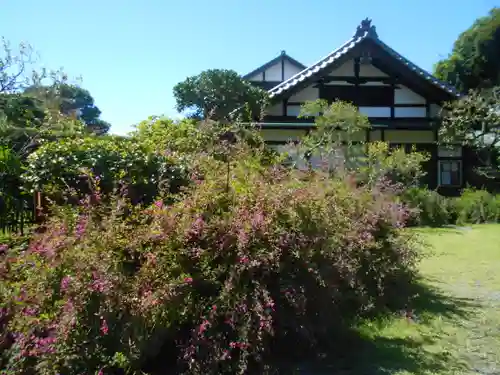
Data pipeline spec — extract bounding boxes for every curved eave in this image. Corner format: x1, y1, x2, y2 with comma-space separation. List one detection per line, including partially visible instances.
268, 32, 462, 100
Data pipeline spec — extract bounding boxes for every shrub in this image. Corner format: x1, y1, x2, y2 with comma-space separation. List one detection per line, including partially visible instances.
0, 147, 419, 374
400, 187, 454, 227
22, 136, 189, 204
131, 117, 216, 155
455, 188, 500, 224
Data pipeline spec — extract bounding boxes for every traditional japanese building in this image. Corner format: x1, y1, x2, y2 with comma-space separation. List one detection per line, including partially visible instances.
243, 19, 471, 195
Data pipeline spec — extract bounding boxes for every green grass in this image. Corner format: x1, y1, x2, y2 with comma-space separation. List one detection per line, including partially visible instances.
348, 224, 500, 374
294, 224, 500, 374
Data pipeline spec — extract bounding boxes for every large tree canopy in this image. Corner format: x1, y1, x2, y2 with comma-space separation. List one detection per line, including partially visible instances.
1, 37, 111, 135
434, 8, 500, 92
173, 69, 268, 121
440, 87, 500, 176
25, 84, 111, 134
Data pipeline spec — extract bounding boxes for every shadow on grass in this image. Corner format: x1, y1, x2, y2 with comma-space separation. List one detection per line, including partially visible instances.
407, 277, 478, 321
279, 281, 478, 375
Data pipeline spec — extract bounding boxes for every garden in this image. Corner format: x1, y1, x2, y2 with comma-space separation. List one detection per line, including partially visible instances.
2, 11, 500, 372
1, 95, 500, 374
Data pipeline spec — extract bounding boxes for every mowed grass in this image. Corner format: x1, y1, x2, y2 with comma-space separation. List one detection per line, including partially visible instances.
345, 224, 500, 375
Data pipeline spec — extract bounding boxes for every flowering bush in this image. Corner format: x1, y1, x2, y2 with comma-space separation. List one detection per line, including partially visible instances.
1, 145, 419, 374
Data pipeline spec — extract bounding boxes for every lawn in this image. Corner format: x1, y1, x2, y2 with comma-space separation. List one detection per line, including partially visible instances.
300, 224, 500, 375
354, 224, 500, 374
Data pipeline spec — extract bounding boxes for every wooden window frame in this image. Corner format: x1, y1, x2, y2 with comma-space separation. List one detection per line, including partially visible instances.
437, 159, 462, 187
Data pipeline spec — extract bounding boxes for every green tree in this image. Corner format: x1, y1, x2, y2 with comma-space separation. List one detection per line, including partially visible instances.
173, 69, 268, 121
439, 87, 500, 176
0, 93, 46, 128
291, 99, 369, 173
434, 7, 500, 92
25, 84, 111, 134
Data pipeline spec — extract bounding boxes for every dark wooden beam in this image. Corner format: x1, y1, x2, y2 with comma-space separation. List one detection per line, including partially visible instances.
393, 103, 428, 107
264, 115, 434, 126
282, 99, 288, 116
381, 129, 385, 142
354, 57, 360, 107
390, 79, 395, 119
263, 115, 314, 123
433, 122, 438, 142
262, 70, 265, 81
261, 124, 314, 130
322, 76, 396, 83
281, 57, 285, 81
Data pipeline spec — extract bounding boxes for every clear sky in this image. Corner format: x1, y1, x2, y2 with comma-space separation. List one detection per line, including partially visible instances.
3, 0, 498, 134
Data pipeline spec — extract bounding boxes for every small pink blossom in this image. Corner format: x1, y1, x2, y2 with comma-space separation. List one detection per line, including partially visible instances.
221, 349, 231, 360
154, 200, 163, 209
184, 277, 193, 284
100, 318, 109, 335
60, 276, 72, 291
239, 256, 249, 264
198, 319, 210, 335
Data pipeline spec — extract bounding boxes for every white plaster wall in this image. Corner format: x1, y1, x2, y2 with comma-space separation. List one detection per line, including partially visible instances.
369, 130, 383, 141
359, 107, 391, 117
359, 63, 388, 77
394, 107, 427, 118
438, 145, 462, 157
286, 105, 302, 117
283, 60, 303, 80
264, 62, 282, 81
260, 129, 307, 142
384, 130, 434, 143
288, 85, 319, 102
246, 72, 263, 82
265, 103, 283, 116
329, 60, 354, 76
394, 86, 426, 104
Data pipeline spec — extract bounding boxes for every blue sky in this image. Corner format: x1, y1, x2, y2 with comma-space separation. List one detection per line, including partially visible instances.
3, 0, 498, 134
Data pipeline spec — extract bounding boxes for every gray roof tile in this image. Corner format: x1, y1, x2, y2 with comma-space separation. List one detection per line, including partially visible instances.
269, 20, 461, 99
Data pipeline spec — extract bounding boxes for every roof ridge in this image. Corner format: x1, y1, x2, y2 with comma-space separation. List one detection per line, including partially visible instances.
268, 26, 461, 99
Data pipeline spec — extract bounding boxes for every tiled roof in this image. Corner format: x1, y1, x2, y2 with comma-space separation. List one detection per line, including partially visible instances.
269, 19, 461, 99
243, 51, 306, 80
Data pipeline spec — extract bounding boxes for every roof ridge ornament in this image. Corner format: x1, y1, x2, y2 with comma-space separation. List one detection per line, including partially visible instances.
354, 18, 378, 38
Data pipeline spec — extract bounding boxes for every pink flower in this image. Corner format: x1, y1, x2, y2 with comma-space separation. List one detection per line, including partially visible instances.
91, 272, 111, 293
239, 256, 249, 264
98, 369, 104, 375
154, 200, 163, 209
100, 319, 109, 335
221, 349, 231, 360
75, 215, 87, 238
60, 276, 71, 291
0, 244, 8, 253
198, 319, 210, 335
184, 277, 193, 284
